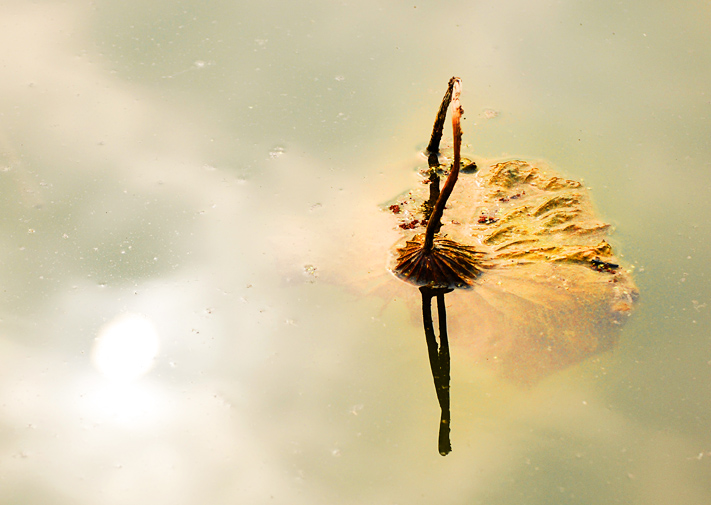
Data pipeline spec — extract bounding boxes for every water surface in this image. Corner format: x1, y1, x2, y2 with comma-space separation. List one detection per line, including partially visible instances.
1, 1, 710, 504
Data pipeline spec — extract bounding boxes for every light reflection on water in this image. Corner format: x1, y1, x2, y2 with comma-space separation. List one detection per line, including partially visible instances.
93, 314, 160, 381
1, 1, 711, 504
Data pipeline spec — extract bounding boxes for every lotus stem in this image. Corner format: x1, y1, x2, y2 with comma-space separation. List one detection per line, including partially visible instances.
423, 78, 462, 252
426, 77, 457, 164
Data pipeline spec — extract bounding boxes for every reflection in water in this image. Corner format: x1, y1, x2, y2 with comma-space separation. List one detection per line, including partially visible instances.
92, 313, 160, 382
419, 286, 453, 455
88, 313, 163, 426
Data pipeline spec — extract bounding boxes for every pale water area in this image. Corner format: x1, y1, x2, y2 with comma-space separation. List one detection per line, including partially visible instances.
1, 1, 710, 504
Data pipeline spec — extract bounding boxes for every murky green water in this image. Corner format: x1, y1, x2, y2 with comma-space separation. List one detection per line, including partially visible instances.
1, 1, 710, 503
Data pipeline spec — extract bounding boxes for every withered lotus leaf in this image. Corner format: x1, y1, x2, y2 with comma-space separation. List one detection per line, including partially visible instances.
388, 157, 639, 383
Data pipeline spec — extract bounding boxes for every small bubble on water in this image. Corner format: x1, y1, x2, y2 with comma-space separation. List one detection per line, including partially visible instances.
269, 146, 285, 158
483, 108, 499, 119
334, 75, 345, 81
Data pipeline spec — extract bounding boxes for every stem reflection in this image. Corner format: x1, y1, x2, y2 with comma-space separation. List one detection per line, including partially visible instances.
420, 285, 453, 456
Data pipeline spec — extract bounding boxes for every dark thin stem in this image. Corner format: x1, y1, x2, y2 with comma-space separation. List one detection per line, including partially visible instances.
426, 77, 457, 157
423, 78, 463, 253
425, 78, 457, 212
427, 172, 441, 217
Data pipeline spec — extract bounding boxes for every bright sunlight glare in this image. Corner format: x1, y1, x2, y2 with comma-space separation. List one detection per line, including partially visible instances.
92, 313, 160, 381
